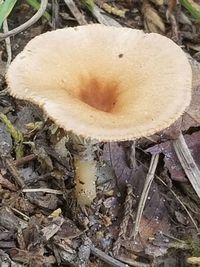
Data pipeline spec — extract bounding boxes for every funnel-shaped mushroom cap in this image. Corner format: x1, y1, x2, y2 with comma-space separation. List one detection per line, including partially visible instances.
7, 24, 192, 141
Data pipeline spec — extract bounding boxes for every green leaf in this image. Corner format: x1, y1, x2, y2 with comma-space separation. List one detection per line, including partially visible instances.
83, 0, 95, 12
0, 0, 17, 29
25, 0, 51, 21
180, 0, 200, 22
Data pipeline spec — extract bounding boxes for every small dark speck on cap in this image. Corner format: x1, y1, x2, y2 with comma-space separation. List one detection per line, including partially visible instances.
118, 54, 124, 58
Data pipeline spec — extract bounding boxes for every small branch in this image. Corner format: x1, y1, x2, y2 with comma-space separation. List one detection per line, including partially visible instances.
0, 0, 48, 41
22, 188, 63, 194
13, 154, 36, 167
90, 246, 130, 267
131, 154, 159, 239
11, 207, 30, 221
116, 255, 151, 267
173, 133, 200, 198
63, 0, 87, 25
0, 173, 17, 191
4, 158, 25, 188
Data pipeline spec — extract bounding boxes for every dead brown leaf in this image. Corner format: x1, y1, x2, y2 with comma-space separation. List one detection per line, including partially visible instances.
42, 217, 65, 241
26, 192, 58, 210
9, 247, 52, 267
0, 207, 21, 231
102, 142, 171, 256
56, 217, 82, 239
146, 131, 200, 182
142, 0, 165, 34
102, 142, 140, 191
2, 192, 35, 214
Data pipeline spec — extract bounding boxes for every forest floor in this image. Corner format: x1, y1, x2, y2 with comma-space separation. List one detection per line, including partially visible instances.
0, 0, 200, 266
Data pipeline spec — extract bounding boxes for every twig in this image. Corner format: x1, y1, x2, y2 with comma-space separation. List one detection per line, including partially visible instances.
90, 246, 130, 267
22, 188, 63, 194
11, 207, 30, 221
3, 18, 12, 67
63, 0, 87, 25
113, 184, 134, 256
131, 154, 159, 240
0, 0, 48, 41
4, 158, 25, 188
116, 255, 150, 267
13, 154, 36, 167
0, 173, 17, 191
173, 133, 200, 198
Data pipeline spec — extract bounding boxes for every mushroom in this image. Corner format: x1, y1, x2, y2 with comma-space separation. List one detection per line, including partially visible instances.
6, 24, 192, 205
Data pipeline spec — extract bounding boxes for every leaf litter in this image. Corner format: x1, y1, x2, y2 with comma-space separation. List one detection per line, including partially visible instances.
0, 0, 200, 266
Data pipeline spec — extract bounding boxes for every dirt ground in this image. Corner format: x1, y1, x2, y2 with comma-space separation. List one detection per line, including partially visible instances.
0, 0, 200, 266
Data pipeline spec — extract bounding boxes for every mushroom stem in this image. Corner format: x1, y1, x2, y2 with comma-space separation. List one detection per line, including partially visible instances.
69, 133, 97, 206
75, 158, 97, 206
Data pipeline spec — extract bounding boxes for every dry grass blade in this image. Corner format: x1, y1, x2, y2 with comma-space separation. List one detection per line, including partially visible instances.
137, 158, 199, 232
63, 0, 87, 25
142, 0, 165, 34
3, 18, 12, 68
11, 207, 30, 221
131, 154, 159, 240
173, 133, 200, 198
0, 0, 48, 40
156, 175, 199, 232
89, 4, 121, 26
22, 188, 63, 194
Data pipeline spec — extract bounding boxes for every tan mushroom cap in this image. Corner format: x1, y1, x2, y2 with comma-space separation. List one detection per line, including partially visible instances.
7, 24, 192, 141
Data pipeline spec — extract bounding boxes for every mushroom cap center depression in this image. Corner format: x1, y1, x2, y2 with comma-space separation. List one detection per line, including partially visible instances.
78, 78, 119, 113
7, 25, 192, 141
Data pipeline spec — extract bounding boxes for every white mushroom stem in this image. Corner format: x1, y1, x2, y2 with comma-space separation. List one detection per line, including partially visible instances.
75, 158, 97, 206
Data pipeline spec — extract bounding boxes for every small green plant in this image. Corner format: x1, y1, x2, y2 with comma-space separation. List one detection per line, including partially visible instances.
84, 0, 95, 12
0, 0, 51, 30
0, 112, 24, 159
0, 0, 17, 28
180, 0, 200, 22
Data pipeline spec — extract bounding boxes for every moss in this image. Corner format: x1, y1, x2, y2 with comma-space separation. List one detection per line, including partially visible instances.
0, 112, 24, 159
